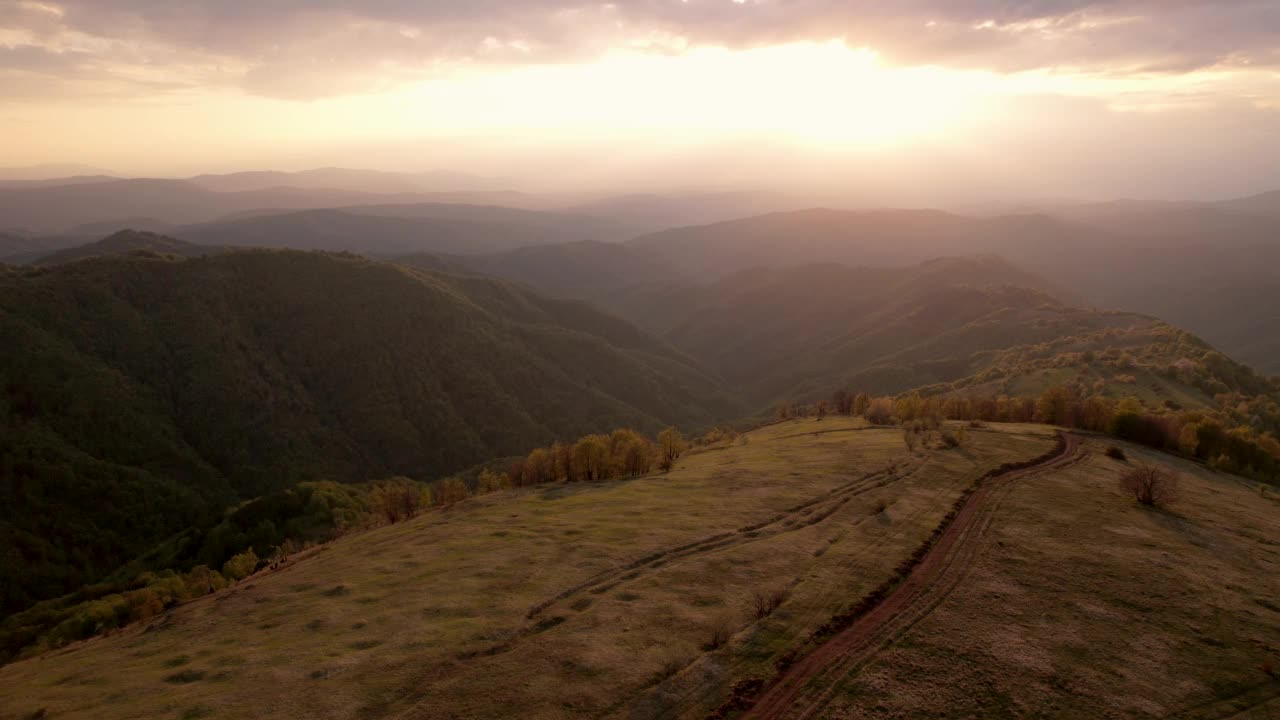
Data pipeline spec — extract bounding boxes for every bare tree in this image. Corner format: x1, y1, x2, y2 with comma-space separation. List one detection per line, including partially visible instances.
1119, 463, 1179, 507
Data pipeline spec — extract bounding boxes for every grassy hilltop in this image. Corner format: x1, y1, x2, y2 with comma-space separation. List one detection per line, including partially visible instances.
2, 417, 1275, 719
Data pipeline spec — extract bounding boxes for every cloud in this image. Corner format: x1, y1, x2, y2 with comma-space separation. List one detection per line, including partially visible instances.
1, 0, 1278, 100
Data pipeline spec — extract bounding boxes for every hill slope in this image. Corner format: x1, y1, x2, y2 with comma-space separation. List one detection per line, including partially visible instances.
0, 179, 433, 233
626, 209, 1101, 279
1, 420, 1274, 719
35, 230, 217, 265
626, 208, 1280, 376
394, 240, 688, 300
589, 256, 1262, 407
0, 249, 741, 614
174, 204, 634, 255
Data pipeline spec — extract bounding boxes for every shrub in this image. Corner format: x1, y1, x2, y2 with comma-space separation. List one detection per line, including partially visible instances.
751, 587, 789, 619
940, 427, 961, 448
221, 549, 259, 582
702, 612, 736, 651
865, 398, 895, 425
1105, 446, 1127, 461
903, 428, 919, 452
436, 477, 470, 505
1119, 464, 1179, 507
371, 477, 422, 524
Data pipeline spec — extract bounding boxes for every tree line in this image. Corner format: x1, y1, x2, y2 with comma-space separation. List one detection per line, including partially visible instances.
0, 426, 701, 663
786, 385, 1280, 482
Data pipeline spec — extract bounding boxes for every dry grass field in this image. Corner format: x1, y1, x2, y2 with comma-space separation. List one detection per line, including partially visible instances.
790, 438, 1280, 720
2, 418, 1275, 720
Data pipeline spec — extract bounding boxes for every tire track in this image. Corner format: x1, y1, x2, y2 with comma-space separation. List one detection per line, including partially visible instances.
527, 460, 920, 620
737, 432, 1081, 720
1165, 682, 1280, 719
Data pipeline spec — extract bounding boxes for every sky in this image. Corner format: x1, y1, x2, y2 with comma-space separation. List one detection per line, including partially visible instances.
1, 0, 1279, 202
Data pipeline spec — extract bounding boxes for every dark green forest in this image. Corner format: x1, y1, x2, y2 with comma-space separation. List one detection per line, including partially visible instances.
0, 248, 741, 615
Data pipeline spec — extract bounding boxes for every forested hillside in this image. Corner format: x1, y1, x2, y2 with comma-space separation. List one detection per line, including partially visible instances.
590, 256, 1245, 406
35, 230, 218, 265
0, 248, 740, 614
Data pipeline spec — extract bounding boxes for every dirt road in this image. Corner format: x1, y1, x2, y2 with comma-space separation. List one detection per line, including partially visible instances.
741, 432, 1083, 720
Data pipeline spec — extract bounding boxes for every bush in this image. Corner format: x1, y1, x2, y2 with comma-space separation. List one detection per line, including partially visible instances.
751, 587, 789, 619
702, 612, 736, 651
1105, 446, 1127, 461
436, 477, 470, 505
1119, 464, 1179, 507
221, 549, 259, 582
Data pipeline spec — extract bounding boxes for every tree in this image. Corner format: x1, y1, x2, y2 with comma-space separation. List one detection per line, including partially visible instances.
1035, 385, 1074, 426
371, 477, 421, 524
1119, 464, 1179, 507
865, 397, 894, 425
476, 469, 510, 494
816, 400, 829, 421
572, 435, 609, 481
658, 427, 687, 473
222, 549, 259, 582
523, 448, 553, 486
436, 477, 470, 505
853, 393, 871, 417
606, 429, 654, 477
903, 427, 919, 452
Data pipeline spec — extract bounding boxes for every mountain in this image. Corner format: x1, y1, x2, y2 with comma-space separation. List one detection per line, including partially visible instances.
187, 167, 514, 195
171, 204, 630, 255
626, 207, 1280, 377
35, 230, 218, 265
0, 247, 741, 614
1215, 188, 1280, 218
626, 209, 1102, 279
565, 190, 802, 229
596, 256, 1270, 407
1042, 200, 1280, 243
396, 240, 689, 300
0, 231, 41, 261
0, 179, 433, 233
0, 164, 120, 183
0, 175, 125, 190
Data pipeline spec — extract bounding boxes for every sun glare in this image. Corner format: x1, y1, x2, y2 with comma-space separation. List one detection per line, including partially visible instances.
402, 41, 988, 148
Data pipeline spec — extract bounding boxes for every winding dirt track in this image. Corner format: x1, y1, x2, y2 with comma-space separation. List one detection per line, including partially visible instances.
526, 460, 920, 620
741, 432, 1083, 720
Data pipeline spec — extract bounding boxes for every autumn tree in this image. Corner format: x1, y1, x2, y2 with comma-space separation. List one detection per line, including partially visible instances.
853, 393, 871, 417
476, 469, 510, 494
816, 399, 829, 421
1035, 385, 1074, 426
436, 477, 470, 505
1119, 464, 1179, 507
371, 476, 422, 524
222, 549, 259, 582
523, 448, 554, 486
658, 427, 687, 473
865, 397, 894, 425
572, 435, 609, 481
609, 429, 653, 477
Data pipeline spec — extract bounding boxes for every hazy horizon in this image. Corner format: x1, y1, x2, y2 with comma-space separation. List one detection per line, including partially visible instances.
3, 1, 1280, 204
